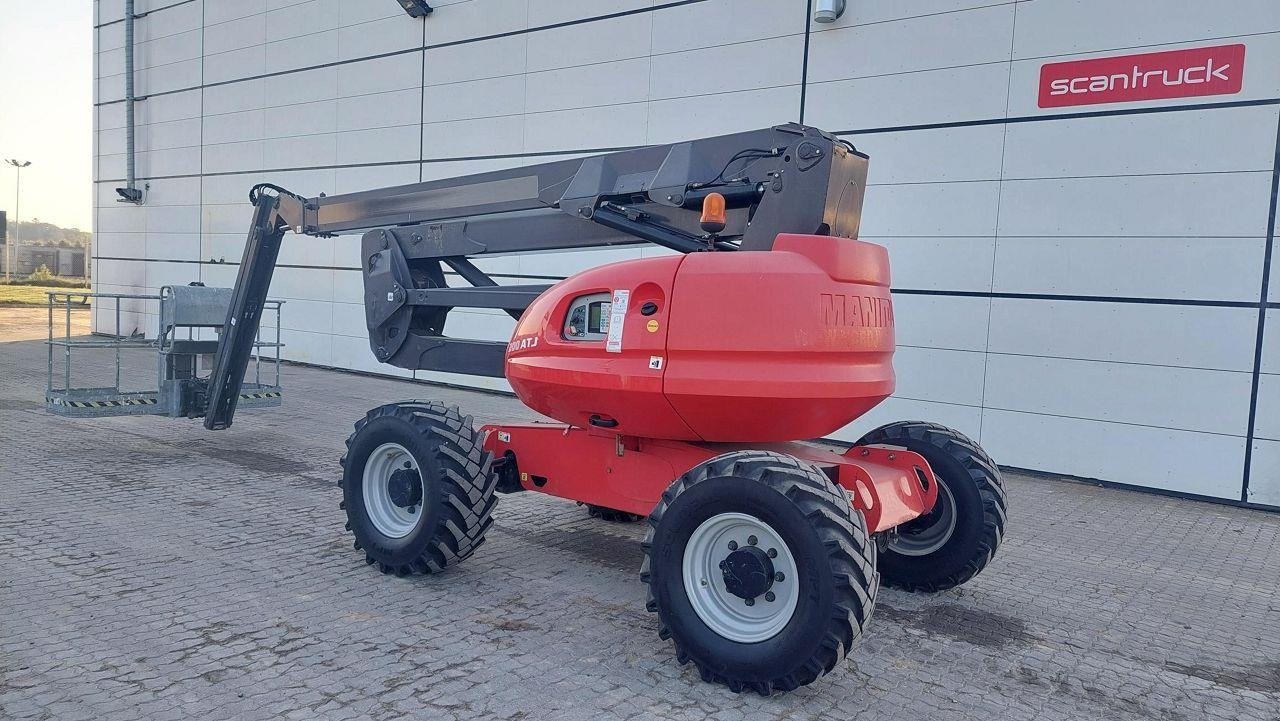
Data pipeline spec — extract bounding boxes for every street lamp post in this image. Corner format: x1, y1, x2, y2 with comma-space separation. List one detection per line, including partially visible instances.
5, 159, 32, 281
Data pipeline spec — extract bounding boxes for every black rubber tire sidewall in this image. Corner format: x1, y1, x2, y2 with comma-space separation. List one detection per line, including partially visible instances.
879, 438, 985, 587
648, 476, 835, 681
342, 415, 446, 566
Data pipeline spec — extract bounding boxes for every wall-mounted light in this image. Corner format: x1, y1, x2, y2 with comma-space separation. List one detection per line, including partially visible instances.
396, 0, 433, 18
115, 187, 144, 204
813, 0, 845, 23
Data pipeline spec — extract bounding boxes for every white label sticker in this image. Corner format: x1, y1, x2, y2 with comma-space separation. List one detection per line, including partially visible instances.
648, 356, 664, 370
605, 289, 629, 353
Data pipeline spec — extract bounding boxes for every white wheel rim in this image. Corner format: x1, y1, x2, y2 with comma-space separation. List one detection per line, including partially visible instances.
888, 477, 957, 556
362, 442, 423, 539
682, 512, 800, 643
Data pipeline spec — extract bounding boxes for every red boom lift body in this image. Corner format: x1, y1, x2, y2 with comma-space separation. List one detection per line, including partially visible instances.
171, 124, 1006, 695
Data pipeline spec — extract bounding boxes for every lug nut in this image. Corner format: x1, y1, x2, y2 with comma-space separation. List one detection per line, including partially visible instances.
700, 578, 708, 587
744, 598, 755, 607
747, 535, 758, 546
767, 548, 777, 558
775, 571, 785, 582
403, 461, 412, 469
765, 592, 775, 602
727, 540, 738, 551
719, 560, 726, 570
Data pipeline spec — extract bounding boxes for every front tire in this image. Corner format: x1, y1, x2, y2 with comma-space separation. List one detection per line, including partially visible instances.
340, 401, 497, 576
641, 451, 878, 695
856, 421, 1007, 592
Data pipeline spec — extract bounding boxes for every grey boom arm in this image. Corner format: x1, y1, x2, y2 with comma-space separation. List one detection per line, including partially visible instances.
203, 123, 868, 429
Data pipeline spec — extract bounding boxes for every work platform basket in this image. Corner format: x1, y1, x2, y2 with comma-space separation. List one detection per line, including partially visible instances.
44, 285, 285, 418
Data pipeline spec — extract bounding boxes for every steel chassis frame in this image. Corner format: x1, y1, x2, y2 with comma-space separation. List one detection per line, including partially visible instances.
482, 424, 939, 534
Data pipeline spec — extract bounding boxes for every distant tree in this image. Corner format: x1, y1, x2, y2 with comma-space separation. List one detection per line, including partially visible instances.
9, 219, 90, 248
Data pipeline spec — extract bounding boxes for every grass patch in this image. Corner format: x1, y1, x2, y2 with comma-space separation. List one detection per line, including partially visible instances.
0, 276, 89, 288
0, 285, 92, 307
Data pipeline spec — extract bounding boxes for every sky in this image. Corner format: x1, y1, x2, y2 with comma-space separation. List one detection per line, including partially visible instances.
0, 2, 93, 232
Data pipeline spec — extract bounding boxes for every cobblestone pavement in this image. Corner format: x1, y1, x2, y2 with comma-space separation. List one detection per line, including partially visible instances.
2, 322, 1278, 720
0, 306, 89, 342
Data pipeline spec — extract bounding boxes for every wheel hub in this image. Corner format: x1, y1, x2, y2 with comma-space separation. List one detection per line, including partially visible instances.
682, 512, 800, 643
387, 468, 422, 509
887, 476, 957, 556
362, 442, 423, 539
720, 546, 774, 600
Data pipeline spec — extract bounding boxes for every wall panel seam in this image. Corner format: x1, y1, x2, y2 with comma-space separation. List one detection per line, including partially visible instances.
798, 0, 812, 124
93, 99, 1280, 184
93, 0, 714, 107
981, 407, 1250, 438
808, 1, 1021, 36
95, 0, 198, 29
1239, 109, 1280, 500
979, 0, 1020, 441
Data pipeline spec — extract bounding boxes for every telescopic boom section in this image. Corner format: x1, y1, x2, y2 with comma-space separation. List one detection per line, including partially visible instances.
202, 123, 868, 429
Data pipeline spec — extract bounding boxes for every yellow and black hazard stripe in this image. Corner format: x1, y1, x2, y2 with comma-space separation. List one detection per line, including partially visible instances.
49, 390, 279, 410
52, 397, 158, 409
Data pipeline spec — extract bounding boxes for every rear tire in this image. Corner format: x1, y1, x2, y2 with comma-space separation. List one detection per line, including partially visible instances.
340, 401, 497, 575
856, 421, 1006, 592
641, 451, 878, 695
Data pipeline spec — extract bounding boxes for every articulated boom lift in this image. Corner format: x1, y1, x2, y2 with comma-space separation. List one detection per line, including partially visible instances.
194, 123, 1007, 694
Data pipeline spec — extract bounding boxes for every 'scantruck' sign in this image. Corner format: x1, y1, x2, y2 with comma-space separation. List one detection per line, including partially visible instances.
1038, 44, 1245, 108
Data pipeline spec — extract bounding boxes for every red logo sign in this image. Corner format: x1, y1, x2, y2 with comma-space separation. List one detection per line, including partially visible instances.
1038, 44, 1245, 108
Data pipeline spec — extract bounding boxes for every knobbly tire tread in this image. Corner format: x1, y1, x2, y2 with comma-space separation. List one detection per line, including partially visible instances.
641, 450, 878, 695
339, 400, 497, 576
856, 421, 1007, 593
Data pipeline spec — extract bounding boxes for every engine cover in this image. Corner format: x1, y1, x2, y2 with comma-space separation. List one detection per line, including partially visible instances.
505, 234, 895, 442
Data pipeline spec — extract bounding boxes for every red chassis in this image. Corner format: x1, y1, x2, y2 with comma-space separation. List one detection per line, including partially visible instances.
482, 422, 938, 534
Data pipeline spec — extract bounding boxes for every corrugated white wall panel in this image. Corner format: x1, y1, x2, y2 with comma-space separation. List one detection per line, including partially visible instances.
853, 125, 1006, 184
986, 301, 1258, 371
997, 173, 1273, 238
981, 409, 1246, 499
892, 294, 991, 352
982, 354, 1251, 436
1247, 440, 1280, 506
861, 182, 1001, 237
837, 397, 984, 446
991, 237, 1265, 302
806, 62, 1011, 130
1011, 0, 1280, 59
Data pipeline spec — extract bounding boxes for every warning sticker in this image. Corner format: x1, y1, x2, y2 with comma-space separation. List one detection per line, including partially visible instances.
605, 289, 629, 353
